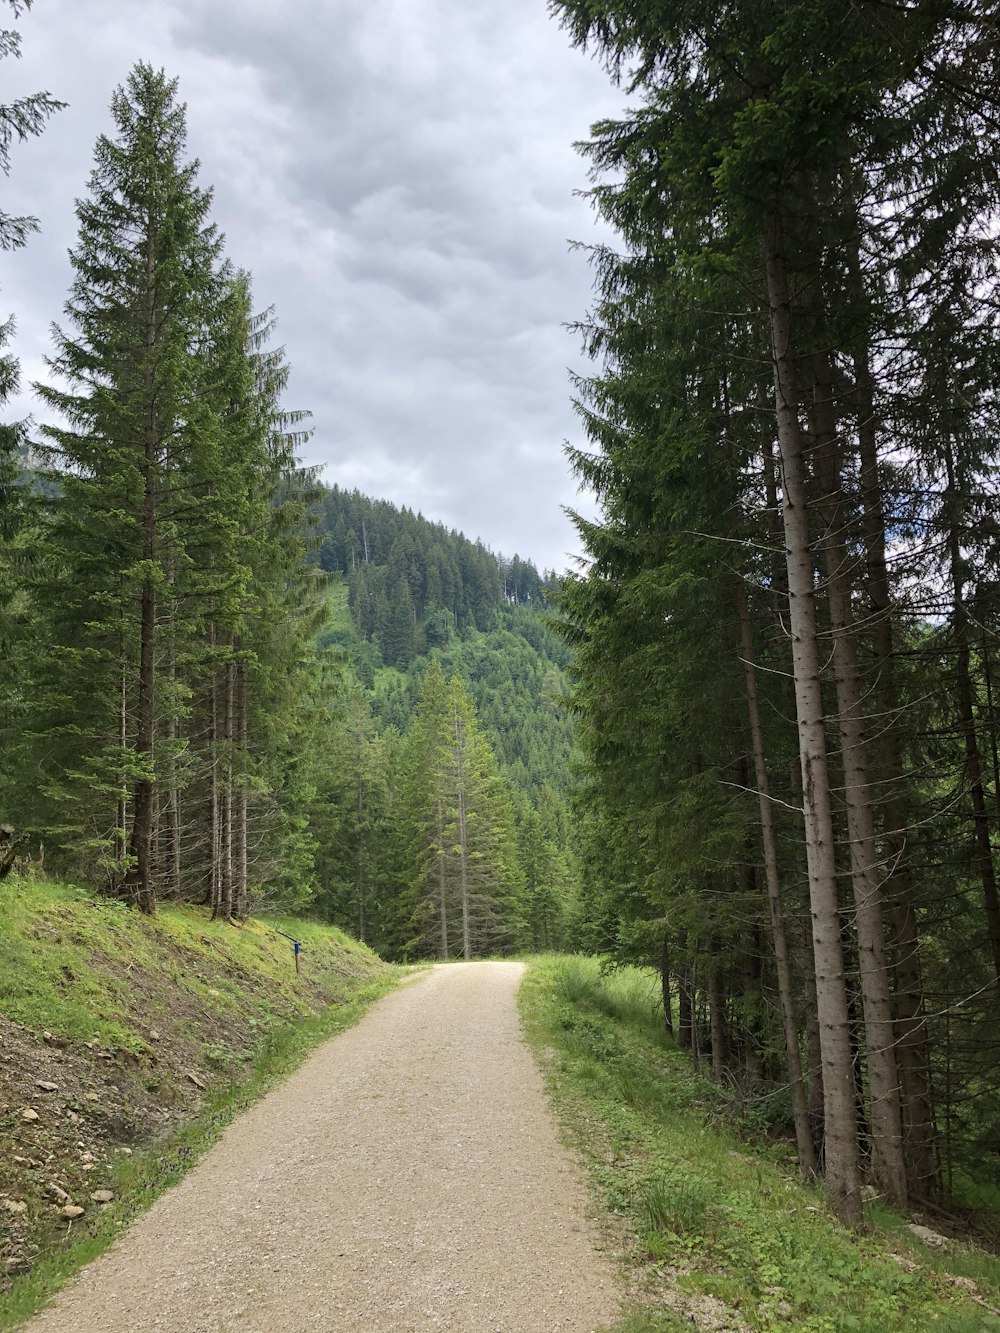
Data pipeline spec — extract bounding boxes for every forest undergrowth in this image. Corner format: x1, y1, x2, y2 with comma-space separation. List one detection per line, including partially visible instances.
520, 956, 1000, 1333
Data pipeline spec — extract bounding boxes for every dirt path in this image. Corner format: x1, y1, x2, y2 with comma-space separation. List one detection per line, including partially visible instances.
27, 962, 619, 1333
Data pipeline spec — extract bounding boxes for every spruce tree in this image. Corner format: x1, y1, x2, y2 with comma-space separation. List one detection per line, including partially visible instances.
392, 661, 524, 959
33, 64, 222, 909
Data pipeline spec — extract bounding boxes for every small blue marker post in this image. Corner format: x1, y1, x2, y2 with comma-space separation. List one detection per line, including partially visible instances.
275, 929, 303, 976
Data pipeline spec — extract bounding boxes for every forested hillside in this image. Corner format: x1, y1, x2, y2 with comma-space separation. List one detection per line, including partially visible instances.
309, 490, 579, 958
317, 485, 555, 667
550, 0, 1000, 1230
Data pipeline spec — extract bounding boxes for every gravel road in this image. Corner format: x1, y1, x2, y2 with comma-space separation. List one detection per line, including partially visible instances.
28, 962, 619, 1332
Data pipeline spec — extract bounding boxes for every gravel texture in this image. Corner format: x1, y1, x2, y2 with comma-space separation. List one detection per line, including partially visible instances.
28, 961, 619, 1332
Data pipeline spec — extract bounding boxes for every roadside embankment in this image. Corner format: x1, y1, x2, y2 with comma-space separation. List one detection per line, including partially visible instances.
0, 878, 395, 1326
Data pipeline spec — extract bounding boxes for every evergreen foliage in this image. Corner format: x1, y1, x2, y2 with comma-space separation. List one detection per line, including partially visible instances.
550, 0, 1000, 1224
0, 49, 577, 973
316, 484, 557, 654
4, 64, 326, 922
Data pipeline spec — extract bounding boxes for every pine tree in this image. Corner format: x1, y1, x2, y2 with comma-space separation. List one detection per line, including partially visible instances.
32, 64, 222, 909
390, 661, 523, 959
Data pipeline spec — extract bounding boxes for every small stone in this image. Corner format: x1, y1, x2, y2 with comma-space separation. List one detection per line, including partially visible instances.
4, 1199, 27, 1215
90, 1189, 114, 1203
79, 1152, 96, 1163
5, 1257, 31, 1276
49, 1183, 70, 1203
59, 1205, 85, 1220
35, 1080, 59, 1093
80, 1163, 95, 1172
906, 1223, 948, 1248
950, 1275, 977, 1292
66, 1111, 81, 1124
149, 1030, 160, 1041
186, 1071, 207, 1090
19, 1108, 39, 1122
117, 1147, 132, 1156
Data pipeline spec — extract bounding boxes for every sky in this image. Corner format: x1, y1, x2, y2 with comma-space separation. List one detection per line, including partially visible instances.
3, 0, 627, 574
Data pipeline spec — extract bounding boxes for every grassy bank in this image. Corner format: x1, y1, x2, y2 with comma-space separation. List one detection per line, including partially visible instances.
520, 954, 1000, 1333
0, 877, 398, 1327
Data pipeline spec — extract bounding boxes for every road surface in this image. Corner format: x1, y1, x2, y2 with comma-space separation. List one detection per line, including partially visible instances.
28, 962, 618, 1332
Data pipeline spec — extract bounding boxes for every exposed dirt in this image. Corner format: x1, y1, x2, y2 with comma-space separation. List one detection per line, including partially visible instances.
0, 1014, 202, 1282
24, 963, 620, 1332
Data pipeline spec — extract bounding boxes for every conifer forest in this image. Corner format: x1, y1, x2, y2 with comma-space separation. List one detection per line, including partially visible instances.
3, 0, 1000, 1241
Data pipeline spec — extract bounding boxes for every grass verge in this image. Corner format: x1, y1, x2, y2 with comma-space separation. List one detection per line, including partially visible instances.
519, 954, 1000, 1333
0, 877, 400, 1329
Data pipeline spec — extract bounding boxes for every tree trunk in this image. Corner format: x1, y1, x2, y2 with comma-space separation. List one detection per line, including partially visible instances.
116, 652, 128, 886
436, 798, 449, 959
801, 932, 827, 1164
678, 954, 693, 1052
354, 704, 367, 943
162, 618, 181, 900
127, 231, 160, 918
708, 945, 727, 1083
764, 214, 861, 1225
234, 658, 248, 921
943, 439, 1000, 983
850, 324, 937, 1200
458, 751, 474, 959
809, 347, 908, 1208
128, 527, 156, 915
737, 582, 816, 1175
220, 654, 234, 921
208, 623, 221, 918
660, 930, 674, 1038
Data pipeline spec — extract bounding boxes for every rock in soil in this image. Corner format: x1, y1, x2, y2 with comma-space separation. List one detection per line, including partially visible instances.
906, 1223, 948, 1248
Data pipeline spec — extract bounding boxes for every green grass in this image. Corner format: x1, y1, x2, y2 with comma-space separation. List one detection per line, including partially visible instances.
0, 878, 384, 1049
520, 955, 1000, 1333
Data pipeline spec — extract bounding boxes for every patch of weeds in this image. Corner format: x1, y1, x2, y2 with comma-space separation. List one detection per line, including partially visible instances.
640, 1173, 711, 1240
598, 1311, 693, 1332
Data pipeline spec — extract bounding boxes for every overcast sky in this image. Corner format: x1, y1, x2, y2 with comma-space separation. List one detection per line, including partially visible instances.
3, 0, 626, 573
